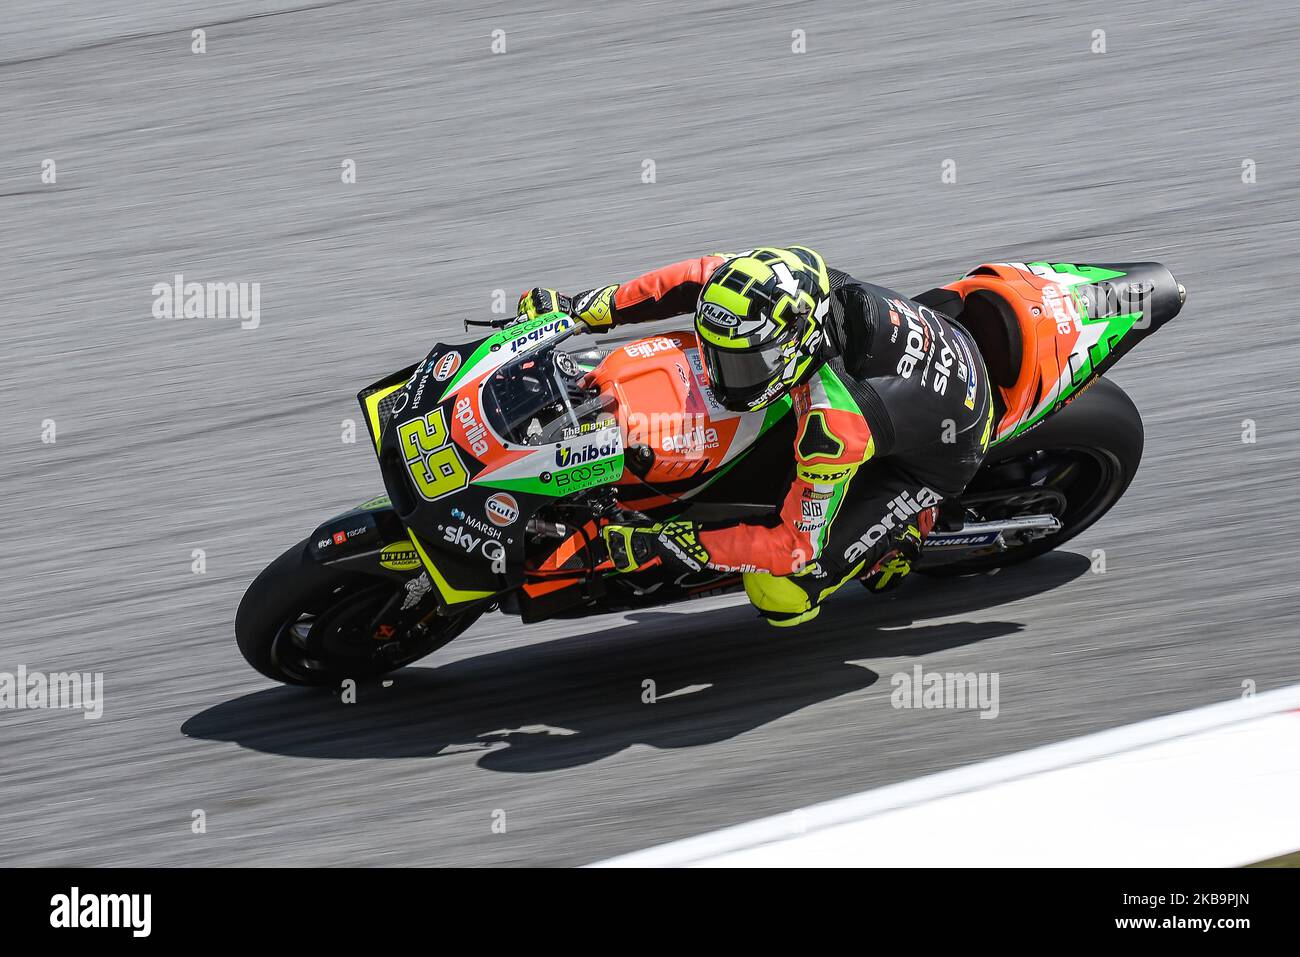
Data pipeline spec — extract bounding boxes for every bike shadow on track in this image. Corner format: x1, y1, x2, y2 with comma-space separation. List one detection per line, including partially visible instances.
182, 552, 1088, 772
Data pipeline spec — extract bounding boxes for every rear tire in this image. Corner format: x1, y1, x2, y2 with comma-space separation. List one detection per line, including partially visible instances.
919, 376, 1143, 575
235, 540, 480, 687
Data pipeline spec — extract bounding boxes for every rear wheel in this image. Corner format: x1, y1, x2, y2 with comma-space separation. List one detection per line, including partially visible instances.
235, 541, 481, 687
920, 377, 1144, 575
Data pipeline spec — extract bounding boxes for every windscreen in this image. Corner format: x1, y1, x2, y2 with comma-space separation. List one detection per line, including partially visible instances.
481, 347, 615, 446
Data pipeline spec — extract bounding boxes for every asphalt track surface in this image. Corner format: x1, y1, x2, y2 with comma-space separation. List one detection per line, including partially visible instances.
2, 1, 1299, 866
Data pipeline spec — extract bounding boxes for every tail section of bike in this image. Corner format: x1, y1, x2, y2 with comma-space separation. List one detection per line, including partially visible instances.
913, 260, 1184, 573
918, 260, 1185, 446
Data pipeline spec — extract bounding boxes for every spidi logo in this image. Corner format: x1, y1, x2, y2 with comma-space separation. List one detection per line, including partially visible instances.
555, 439, 618, 467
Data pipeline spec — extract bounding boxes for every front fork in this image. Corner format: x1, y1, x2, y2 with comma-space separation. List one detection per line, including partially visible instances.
304, 496, 465, 645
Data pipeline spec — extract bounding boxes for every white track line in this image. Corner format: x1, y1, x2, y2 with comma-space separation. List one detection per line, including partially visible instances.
595, 684, 1300, 867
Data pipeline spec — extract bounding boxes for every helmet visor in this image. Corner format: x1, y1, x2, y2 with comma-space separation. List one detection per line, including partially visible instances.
699, 334, 792, 410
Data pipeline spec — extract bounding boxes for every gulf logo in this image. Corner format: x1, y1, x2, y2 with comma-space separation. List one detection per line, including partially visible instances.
485, 492, 520, 527
433, 351, 463, 382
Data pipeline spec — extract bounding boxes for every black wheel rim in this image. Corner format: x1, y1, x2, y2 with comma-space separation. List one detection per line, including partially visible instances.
268, 580, 437, 685
959, 445, 1126, 554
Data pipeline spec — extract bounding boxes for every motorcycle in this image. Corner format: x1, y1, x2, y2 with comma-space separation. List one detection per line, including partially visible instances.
236, 260, 1186, 686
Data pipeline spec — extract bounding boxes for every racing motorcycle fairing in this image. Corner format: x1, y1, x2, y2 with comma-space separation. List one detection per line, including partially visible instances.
350, 312, 800, 619
932, 261, 1183, 444
343, 259, 1184, 623
357, 316, 610, 609
240, 258, 1184, 687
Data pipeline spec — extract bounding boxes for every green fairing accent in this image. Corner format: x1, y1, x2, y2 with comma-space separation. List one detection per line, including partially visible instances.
818, 365, 858, 412
761, 392, 795, 429
1027, 262, 1127, 283
477, 454, 626, 497
987, 262, 1135, 443
438, 339, 495, 398
1003, 308, 1143, 442
476, 476, 555, 495
815, 480, 849, 555
357, 495, 392, 510
438, 311, 572, 399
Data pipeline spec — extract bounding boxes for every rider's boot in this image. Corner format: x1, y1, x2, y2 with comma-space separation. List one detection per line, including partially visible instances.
860, 506, 937, 593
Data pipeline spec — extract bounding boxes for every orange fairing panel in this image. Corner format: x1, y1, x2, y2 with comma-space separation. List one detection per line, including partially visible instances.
943, 264, 1078, 439
590, 334, 741, 484
524, 521, 611, 597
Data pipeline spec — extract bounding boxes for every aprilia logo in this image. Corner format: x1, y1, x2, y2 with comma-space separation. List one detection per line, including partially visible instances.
661, 425, 718, 452
454, 396, 490, 456
843, 487, 942, 563
623, 337, 678, 359
896, 313, 928, 378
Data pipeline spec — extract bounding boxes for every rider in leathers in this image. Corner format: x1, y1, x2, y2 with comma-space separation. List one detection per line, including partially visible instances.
519, 246, 994, 626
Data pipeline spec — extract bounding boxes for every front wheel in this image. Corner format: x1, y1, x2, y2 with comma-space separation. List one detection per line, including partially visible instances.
919, 376, 1144, 576
235, 541, 481, 687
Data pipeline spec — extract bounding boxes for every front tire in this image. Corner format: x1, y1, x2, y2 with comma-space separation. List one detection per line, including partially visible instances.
920, 376, 1144, 575
235, 540, 480, 687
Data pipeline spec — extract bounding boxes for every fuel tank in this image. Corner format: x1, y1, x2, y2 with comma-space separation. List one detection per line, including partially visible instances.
585, 331, 781, 506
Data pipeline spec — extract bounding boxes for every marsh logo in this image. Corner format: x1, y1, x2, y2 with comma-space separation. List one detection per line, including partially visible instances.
699, 302, 741, 328
50, 887, 151, 937
432, 351, 462, 382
